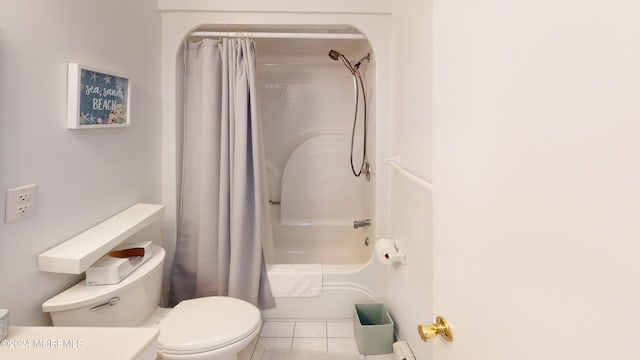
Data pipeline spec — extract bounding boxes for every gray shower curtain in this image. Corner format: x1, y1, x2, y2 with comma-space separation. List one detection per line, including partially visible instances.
169, 38, 275, 309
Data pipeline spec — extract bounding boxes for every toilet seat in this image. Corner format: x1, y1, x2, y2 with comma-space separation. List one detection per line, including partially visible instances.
157, 296, 261, 356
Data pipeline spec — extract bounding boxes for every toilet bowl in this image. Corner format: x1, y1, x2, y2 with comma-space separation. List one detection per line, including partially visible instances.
42, 244, 261, 360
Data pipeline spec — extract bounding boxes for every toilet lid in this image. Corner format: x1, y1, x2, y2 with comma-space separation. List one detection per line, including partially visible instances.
157, 296, 261, 355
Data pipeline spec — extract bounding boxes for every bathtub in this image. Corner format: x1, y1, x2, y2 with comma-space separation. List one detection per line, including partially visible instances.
271, 224, 372, 264
262, 223, 383, 320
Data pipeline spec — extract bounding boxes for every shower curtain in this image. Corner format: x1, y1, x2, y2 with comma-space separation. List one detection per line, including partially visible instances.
169, 38, 275, 309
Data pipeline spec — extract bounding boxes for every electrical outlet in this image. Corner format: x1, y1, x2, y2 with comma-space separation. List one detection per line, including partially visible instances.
17, 192, 30, 203
17, 203, 31, 216
5, 184, 36, 223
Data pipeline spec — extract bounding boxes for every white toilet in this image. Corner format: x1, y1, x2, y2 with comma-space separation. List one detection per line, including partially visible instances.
42, 244, 261, 360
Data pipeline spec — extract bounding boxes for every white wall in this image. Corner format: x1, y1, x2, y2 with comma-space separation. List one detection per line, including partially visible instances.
0, 0, 161, 325
385, 0, 434, 359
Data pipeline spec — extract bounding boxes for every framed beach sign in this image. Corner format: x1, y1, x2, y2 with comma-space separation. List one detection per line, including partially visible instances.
67, 63, 130, 129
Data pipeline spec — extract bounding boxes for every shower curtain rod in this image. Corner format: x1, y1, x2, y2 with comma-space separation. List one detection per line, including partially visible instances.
190, 31, 366, 40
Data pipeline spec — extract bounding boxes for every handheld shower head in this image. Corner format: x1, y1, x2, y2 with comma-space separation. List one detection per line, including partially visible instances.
328, 49, 341, 61
328, 48, 371, 181
328, 49, 355, 74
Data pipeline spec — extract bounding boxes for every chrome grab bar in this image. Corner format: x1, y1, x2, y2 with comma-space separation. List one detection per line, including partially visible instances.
89, 297, 120, 312
353, 219, 371, 229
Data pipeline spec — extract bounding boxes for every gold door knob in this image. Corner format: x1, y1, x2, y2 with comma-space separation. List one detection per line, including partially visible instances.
418, 316, 453, 342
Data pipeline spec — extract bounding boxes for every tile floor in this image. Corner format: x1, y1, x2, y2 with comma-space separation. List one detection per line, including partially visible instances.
238, 320, 395, 360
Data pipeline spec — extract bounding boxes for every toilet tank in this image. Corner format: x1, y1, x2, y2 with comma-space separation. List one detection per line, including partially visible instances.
42, 244, 165, 327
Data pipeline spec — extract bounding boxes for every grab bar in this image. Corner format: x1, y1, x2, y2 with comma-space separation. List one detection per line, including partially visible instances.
385, 159, 433, 191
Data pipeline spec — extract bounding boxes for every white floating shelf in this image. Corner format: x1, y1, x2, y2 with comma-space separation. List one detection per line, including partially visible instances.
38, 203, 164, 274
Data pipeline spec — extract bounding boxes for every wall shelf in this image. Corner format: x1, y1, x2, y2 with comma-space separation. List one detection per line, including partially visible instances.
38, 203, 164, 274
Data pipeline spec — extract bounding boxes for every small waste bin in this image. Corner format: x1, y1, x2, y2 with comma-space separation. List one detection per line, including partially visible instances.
353, 303, 394, 355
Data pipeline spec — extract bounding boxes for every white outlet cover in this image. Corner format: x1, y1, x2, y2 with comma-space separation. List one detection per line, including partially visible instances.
5, 184, 36, 223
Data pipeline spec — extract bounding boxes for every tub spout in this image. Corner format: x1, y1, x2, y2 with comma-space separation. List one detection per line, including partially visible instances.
353, 219, 371, 229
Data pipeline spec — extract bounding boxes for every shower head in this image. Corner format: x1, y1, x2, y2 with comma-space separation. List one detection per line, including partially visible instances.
328, 49, 355, 74
328, 49, 342, 61
328, 49, 370, 74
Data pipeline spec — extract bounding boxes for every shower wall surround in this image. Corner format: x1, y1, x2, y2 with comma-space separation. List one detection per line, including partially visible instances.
255, 37, 374, 264
257, 38, 372, 221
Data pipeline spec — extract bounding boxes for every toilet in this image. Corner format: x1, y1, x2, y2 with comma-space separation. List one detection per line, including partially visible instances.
42, 244, 261, 360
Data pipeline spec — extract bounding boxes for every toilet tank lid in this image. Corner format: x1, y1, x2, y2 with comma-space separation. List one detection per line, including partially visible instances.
42, 244, 165, 312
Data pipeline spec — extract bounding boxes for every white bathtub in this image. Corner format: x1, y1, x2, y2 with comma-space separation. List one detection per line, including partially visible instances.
262, 223, 382, 320
271, 224, 372, 264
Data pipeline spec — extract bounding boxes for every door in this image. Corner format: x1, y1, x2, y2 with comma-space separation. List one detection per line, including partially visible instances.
432, 0, 640, 359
